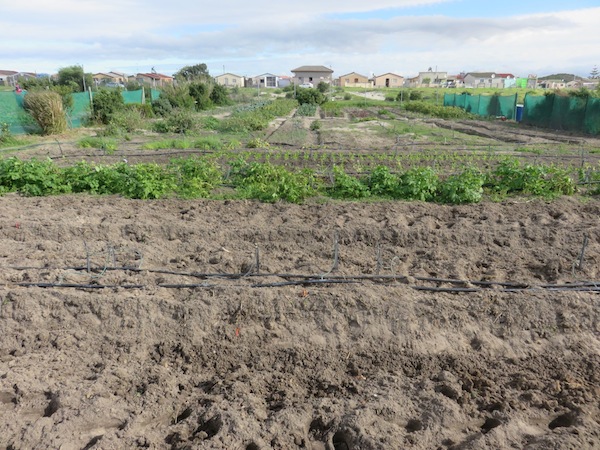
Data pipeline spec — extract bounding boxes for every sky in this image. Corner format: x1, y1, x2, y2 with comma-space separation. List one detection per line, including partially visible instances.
1, 0, 599, 79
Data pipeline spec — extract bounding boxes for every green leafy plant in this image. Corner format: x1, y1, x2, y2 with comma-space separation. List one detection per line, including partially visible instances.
398, 167, 439, 201
438, 167, 484, 204
329, 166, 370, 199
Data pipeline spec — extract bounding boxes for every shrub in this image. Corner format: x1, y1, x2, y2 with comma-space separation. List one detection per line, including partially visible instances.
438, 167, 484, 204
152, 96, 173, 117
229, 160, 317, 203
210, 83, 231, 106
23, 91, 67, 134
153, 108, 197, 134
296, 103, 318, 116
366, 166, 399, 197
343, 93, 352, 100
91, 89, 125, 124
295, 88, 327, 105
329, 166, 370, 199
398, 167, 439, 201
169, 157, 223, 198
310, 120, 321, 131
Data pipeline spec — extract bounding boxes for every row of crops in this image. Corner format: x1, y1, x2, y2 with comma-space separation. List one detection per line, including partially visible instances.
0, 155, 593, 203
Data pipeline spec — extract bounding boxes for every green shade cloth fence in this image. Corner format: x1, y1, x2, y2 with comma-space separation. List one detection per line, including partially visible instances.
522, 93, 600, 135
444, 93, 517, 120
1, 89, 161, 134
445, 92, 600, 135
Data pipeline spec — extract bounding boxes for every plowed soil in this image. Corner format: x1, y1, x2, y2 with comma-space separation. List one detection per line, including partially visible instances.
1, 194, 600, 450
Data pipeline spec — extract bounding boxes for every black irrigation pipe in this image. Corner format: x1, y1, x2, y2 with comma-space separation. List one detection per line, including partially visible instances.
251, 279, 360, 288
17, 282, 145, 289
5, 265, 595, 290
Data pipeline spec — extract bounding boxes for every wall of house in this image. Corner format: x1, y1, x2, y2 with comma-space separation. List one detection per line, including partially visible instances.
374, 76, 403, 87
293, 72, 333, 85
339, 75, 369, 88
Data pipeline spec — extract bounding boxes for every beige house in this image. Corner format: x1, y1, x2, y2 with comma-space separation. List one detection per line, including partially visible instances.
373, 73, 404, 88
215, 73, 244, 87
291, 65, 334, 86
93, 72, 127, 86
338, 72, 370, 88
133, 72, 174, 87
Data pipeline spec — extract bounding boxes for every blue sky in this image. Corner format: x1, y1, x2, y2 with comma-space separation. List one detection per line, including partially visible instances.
0, 0, 598, 79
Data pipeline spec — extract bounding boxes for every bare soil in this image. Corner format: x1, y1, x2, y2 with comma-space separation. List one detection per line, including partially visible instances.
1, 195, 600, 450
1, 115, 600, 449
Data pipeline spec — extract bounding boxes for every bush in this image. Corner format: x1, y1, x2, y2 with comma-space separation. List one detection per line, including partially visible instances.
169, 157, 223, 198
310, 120, 321, 131
329, 166, 370, 199
295, 88, 327, 105
438, 167, 484, 204
210, 83, 231, 106
398, 167, 439, 201
229, 160, 317, 203
152, 96, 173, 117
91, 89, 125, 124
366, 166, 399, 197
153, 108, 197, 134
296, 103, 318, 116
23, 91, 67, 134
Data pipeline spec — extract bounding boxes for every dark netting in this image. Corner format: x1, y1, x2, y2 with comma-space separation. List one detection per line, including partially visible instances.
522, 94, 554, 128
465, 95, 480, 114
498, 95, 517, 119
550, 96, 586, 132
443, 93, 455, 106
584, 97, 600, 135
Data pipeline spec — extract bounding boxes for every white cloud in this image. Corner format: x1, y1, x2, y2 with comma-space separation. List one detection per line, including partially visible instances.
0, 1, 598, 78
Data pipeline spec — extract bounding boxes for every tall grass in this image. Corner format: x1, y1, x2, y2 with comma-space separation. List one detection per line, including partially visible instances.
23, 91, 67, 135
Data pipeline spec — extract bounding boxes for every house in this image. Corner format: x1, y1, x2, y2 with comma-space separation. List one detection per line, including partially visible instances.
214, 73, 245, 87
415, 69, 447, 87
537, 79, 567, 89
373, 73, 404, 88
250, 73, 280, 88
338, 72, 370, 88
277, 76, 292, 88
462, 72, 505, 89
133, 72, 174, 88
0, 70, 37, 86
496, 73, 517, 88
93, 72, 126, 87
0, 70, 18, 86
291, 65, 334, 86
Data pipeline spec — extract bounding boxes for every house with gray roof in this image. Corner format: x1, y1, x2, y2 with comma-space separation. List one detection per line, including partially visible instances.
291, 65, 334, 86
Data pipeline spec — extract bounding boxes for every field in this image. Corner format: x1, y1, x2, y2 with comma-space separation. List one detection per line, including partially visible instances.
1, 100, 600, 449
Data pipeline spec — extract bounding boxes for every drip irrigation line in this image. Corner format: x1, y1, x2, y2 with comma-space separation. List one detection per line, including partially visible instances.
412, 286, 480, 293
17, 282, 144, 289
5, 266, 600, 292
158, 283, 216, 289
251, 279, 360, 288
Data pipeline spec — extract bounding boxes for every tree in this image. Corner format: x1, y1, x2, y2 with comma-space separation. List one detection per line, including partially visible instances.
188, 82, 212, 110
295, 87, 326, 105
91, 89, 125, 124
209, 83, 230, 106
174, 63, 210, 82
316, 81, 329, 93
57, 65, 93, 92
590, 66, 599, 79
